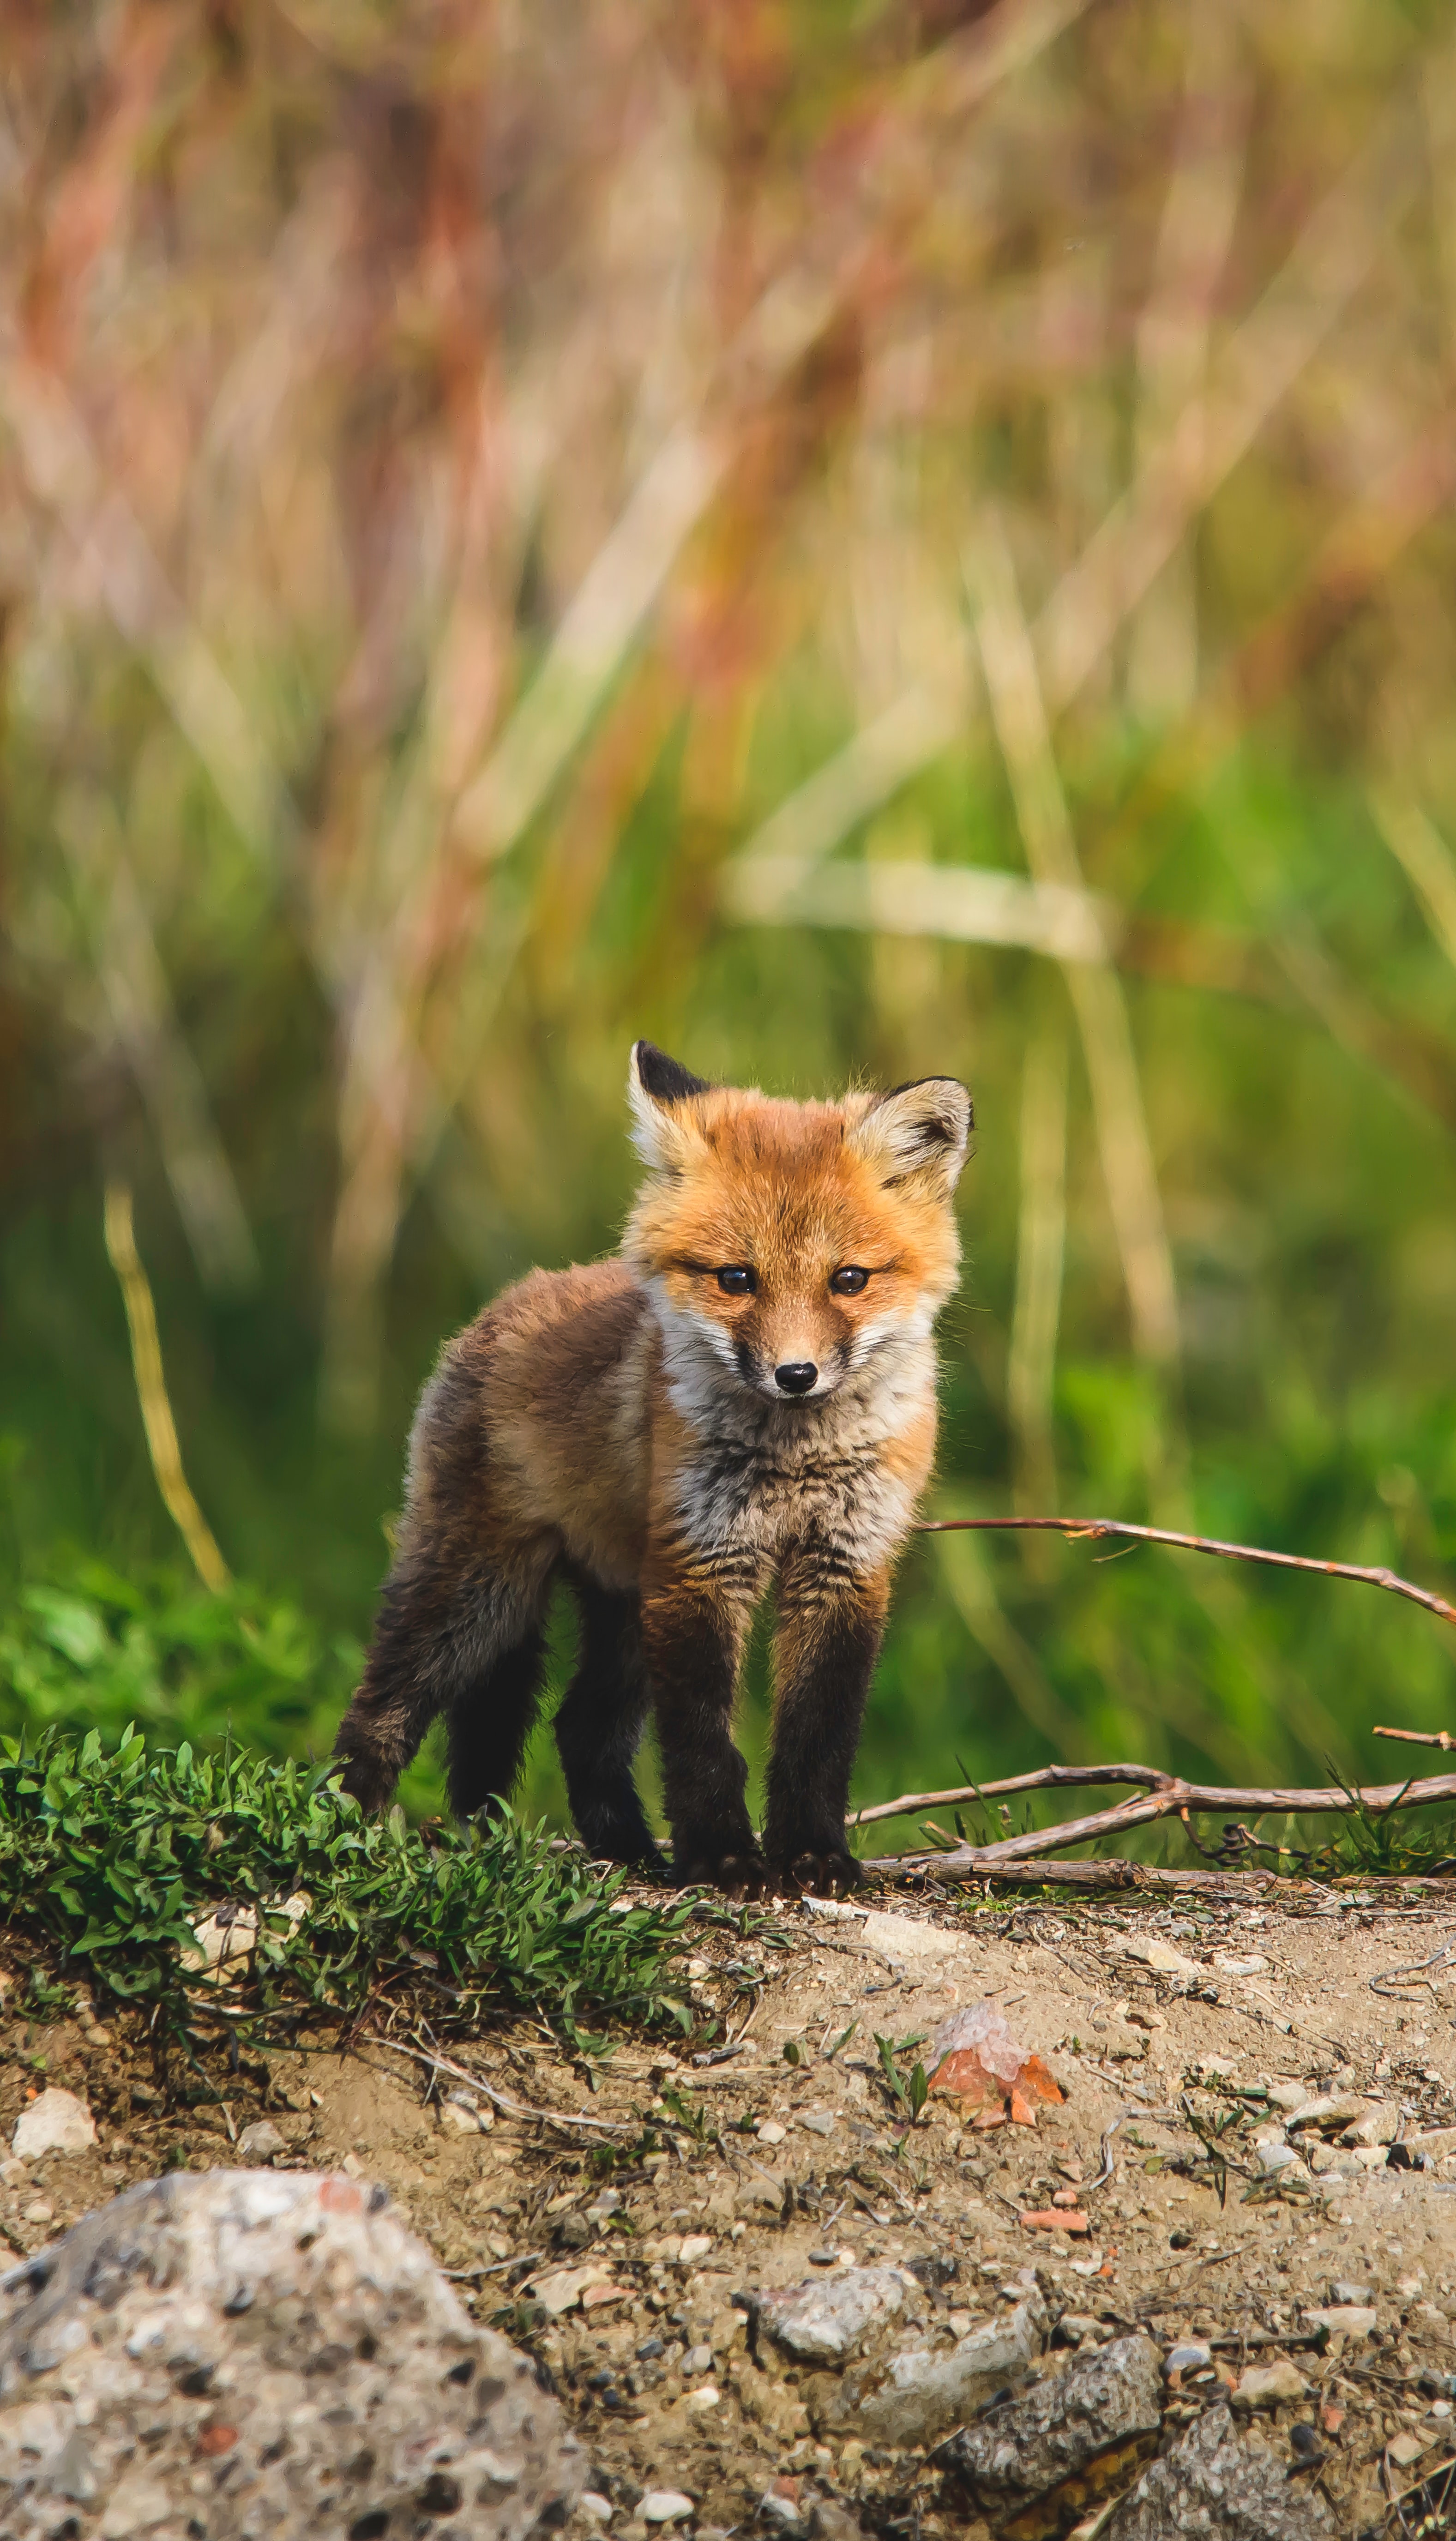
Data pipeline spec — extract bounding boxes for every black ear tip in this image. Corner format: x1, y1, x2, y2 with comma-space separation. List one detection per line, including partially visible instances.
633, 1042, 712, 1104
880, 1076, 973, 1140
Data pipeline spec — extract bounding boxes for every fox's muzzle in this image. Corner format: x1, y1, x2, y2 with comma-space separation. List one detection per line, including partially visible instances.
773, 1360, 818, 1397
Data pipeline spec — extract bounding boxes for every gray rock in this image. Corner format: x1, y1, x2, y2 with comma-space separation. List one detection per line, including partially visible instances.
0, 2168, 584, 2540
753, 2265, 915, 2366
11, 2089, 96, 2162
1340, 2101, 1399, 2148
235, 2118, 287, 2160
815, 2294, 1048, 2447
1104, 2402, 1334, 2539
946, 2334, 1163, 2506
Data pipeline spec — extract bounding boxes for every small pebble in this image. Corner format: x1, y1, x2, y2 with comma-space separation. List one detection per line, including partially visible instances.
237, 2120, 287, 2162
580, 2499, 613, 2526
756, 2121, 786, 2146
808, 2250, 837, 2267
640, 2493, 695, 2525
1165, 2340, 1213, 2379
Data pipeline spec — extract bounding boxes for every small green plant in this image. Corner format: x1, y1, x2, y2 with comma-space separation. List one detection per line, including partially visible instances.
873, 2029, 930, 2124
655, 2082, 712, 2144
0, 1723, 699, 2046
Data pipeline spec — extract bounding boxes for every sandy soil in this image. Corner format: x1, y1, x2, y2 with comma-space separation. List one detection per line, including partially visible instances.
5, 1882, 1456, 2536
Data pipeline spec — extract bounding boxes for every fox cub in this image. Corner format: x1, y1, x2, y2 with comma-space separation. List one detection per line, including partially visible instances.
332, 1044, 972, 1893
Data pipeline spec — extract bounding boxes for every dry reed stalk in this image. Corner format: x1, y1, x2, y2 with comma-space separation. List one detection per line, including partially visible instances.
724, 85, 1424, 908
1369, 793, 1456, 975
966, 510, 1183, 1398
1126, 0, 1248, 723
101, 1184, 230, 1594
57, 788, 255, 1293
1007, 1017, 1069, 1516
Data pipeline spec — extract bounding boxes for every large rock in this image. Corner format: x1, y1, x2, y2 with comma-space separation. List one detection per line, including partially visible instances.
813, 2294, 1048, 2448
0, 2169, 584, 2540
1105, 2402, 1334, 2539
946, 2334, 1164, 2508
753, 2267, 915, 2366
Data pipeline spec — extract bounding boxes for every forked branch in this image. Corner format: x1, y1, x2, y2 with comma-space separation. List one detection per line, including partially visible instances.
859, 1763, 1456, 1875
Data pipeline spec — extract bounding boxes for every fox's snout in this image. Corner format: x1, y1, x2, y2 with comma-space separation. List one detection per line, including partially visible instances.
773, 1359, 818, 1397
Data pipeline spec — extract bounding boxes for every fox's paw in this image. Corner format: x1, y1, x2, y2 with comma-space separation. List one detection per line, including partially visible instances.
331, 1751, 396, 1816
674, 1849, 769, 1899
771, 1849, 867, 1898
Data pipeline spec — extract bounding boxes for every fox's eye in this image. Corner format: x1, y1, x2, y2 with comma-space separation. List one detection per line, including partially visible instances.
716, 1266, 756, 1296
830, 1266, 869, 1296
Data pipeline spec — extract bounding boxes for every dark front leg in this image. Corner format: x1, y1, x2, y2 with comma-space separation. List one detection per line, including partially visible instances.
641, 1566, 761, 1892
763, 1551, 889, 1893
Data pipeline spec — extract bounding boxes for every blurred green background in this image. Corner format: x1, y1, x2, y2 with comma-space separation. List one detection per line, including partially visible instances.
4, 0, 1456, 1850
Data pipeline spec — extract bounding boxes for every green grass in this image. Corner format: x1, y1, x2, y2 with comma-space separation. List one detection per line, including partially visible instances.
0, 1722, 704, 2049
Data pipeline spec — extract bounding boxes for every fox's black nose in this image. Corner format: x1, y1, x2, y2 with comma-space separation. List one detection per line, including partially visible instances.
774, 1361, 818, 1397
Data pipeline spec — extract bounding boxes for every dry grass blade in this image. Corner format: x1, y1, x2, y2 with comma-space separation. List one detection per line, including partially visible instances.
1127, 0, 1249, 721
1008, 1018, 1069, 1515
967, 512, 1182, 1390
101, 1185, 230, 1593
0, 359, 295, 866
1370, 791, 1456, 974
58, 789, 255, 1292
1038, 94, 1419, 713
722, 856, 1105, 957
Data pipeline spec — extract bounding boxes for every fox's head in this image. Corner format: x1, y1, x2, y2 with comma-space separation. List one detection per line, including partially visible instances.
622, 1042, 971, 1410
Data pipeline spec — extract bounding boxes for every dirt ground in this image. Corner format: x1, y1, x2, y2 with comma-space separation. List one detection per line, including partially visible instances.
6, 1880, 1456, 2537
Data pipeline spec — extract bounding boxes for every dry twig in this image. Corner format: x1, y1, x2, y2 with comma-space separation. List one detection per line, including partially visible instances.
909, 1513, 1456, 1630
375, 2035, 634, 2138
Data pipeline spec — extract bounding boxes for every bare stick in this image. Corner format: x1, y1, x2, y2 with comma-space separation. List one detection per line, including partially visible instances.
102, 1182, 230, 1593
1375, 1725, 1456, 1752
374, 2035, 634, 2138
912, 1514, 1456, 1632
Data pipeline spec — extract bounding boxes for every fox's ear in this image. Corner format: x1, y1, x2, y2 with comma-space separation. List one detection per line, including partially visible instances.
847, 1077, 972, 1197
627, 1041, 712, 1172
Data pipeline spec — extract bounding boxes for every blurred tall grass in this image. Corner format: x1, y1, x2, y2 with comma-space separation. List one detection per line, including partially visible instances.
3, 0, 1456, 1835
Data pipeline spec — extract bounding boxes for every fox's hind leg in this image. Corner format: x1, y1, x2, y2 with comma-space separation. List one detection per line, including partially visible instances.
332, 1542, 551, 1821
553, 1576, 660, 1866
